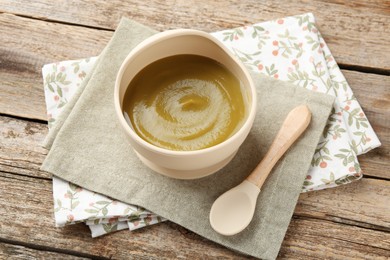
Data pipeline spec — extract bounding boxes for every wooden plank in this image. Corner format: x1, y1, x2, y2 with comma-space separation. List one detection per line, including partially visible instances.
0, 0, 389, 71
0, 242, 89, 260
280, 217, 390, 259
296, 179, 390, 230
0, 13, 112, 121
0, 170, 389, 259
0, 116, 49, 179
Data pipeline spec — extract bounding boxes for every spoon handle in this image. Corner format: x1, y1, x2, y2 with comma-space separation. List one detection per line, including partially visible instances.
246, 105, 311, 188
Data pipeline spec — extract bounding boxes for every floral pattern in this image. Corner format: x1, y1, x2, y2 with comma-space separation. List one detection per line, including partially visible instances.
211, 13, 380, 192
43, 13, 380, 237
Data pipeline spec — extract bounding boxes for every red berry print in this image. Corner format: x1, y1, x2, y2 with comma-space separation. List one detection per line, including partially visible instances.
234, 35, 239, 40
273, 40, 279, 46
320, 161, 327, 168
145, 216, 152, 223
277, 19, 284, 24
349, 166, 355, 172
274, 74, 279, 79
292, 59, 298, 65
344, 106, 350, 111
67, 214, 74, 222
272, 50, 279, 56
54, 95, 59, 101
109, 217, 118, 224
257, 64, 263, 71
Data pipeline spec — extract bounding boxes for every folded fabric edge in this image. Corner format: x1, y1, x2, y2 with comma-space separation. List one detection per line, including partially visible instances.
89, 221, 129, 238
42, 56, 100, 149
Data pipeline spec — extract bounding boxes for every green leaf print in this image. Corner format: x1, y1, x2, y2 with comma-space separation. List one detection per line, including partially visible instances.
69, 183, 78, 192
102, 207, 108, 216
335, 174, 361, 185
71, 200, 80, 210
72, 62, 80, 73
96, 201, 111, 205
321, 172, 335, 185
57, 85, 63, 97
85, 209, 99, 214
103, 223, 118, 233
222, 28, 244, 42
47, 83, 54, 93
303, 180, 314, 187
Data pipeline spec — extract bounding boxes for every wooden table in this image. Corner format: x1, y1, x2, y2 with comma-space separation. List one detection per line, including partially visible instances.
1, 1, 389, 259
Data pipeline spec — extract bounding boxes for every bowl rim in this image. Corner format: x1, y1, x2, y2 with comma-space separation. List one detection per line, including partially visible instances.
114, 29, 257, 156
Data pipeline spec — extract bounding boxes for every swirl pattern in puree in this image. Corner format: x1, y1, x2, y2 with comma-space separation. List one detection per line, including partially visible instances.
123, 55, 247, 151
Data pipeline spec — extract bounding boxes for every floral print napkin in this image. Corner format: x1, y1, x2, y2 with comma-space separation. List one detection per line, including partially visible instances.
42, 13, 380, 237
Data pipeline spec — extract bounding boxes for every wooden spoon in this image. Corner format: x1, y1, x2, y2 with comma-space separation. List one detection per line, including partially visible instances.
209, 105, 311, 236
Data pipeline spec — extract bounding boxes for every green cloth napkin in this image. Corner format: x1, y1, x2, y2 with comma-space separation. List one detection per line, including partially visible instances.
41, 18, 334, 259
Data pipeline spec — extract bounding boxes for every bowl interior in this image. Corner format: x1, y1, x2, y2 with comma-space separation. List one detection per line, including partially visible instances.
117, 31, 254, 120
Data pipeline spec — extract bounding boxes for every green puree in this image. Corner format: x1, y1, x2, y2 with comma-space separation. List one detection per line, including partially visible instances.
123, 55, 246, 151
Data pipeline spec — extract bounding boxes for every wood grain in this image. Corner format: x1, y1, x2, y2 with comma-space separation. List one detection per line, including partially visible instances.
0, 169, 389, 259
0, 13, 111, 121
0, 0, 389, 71
296, 179, 390, 230
0, 242, 89, 260
0, 116, 49, 179
280, 217, 390, 259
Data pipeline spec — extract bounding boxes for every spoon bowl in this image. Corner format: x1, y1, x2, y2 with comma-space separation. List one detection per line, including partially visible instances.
209, 180, 260, 236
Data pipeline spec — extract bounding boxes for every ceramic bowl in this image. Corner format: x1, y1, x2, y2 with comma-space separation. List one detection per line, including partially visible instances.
114, 29, 257, 179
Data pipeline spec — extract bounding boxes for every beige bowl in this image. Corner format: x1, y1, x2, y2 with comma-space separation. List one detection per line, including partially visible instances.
114, 29, 257, 179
